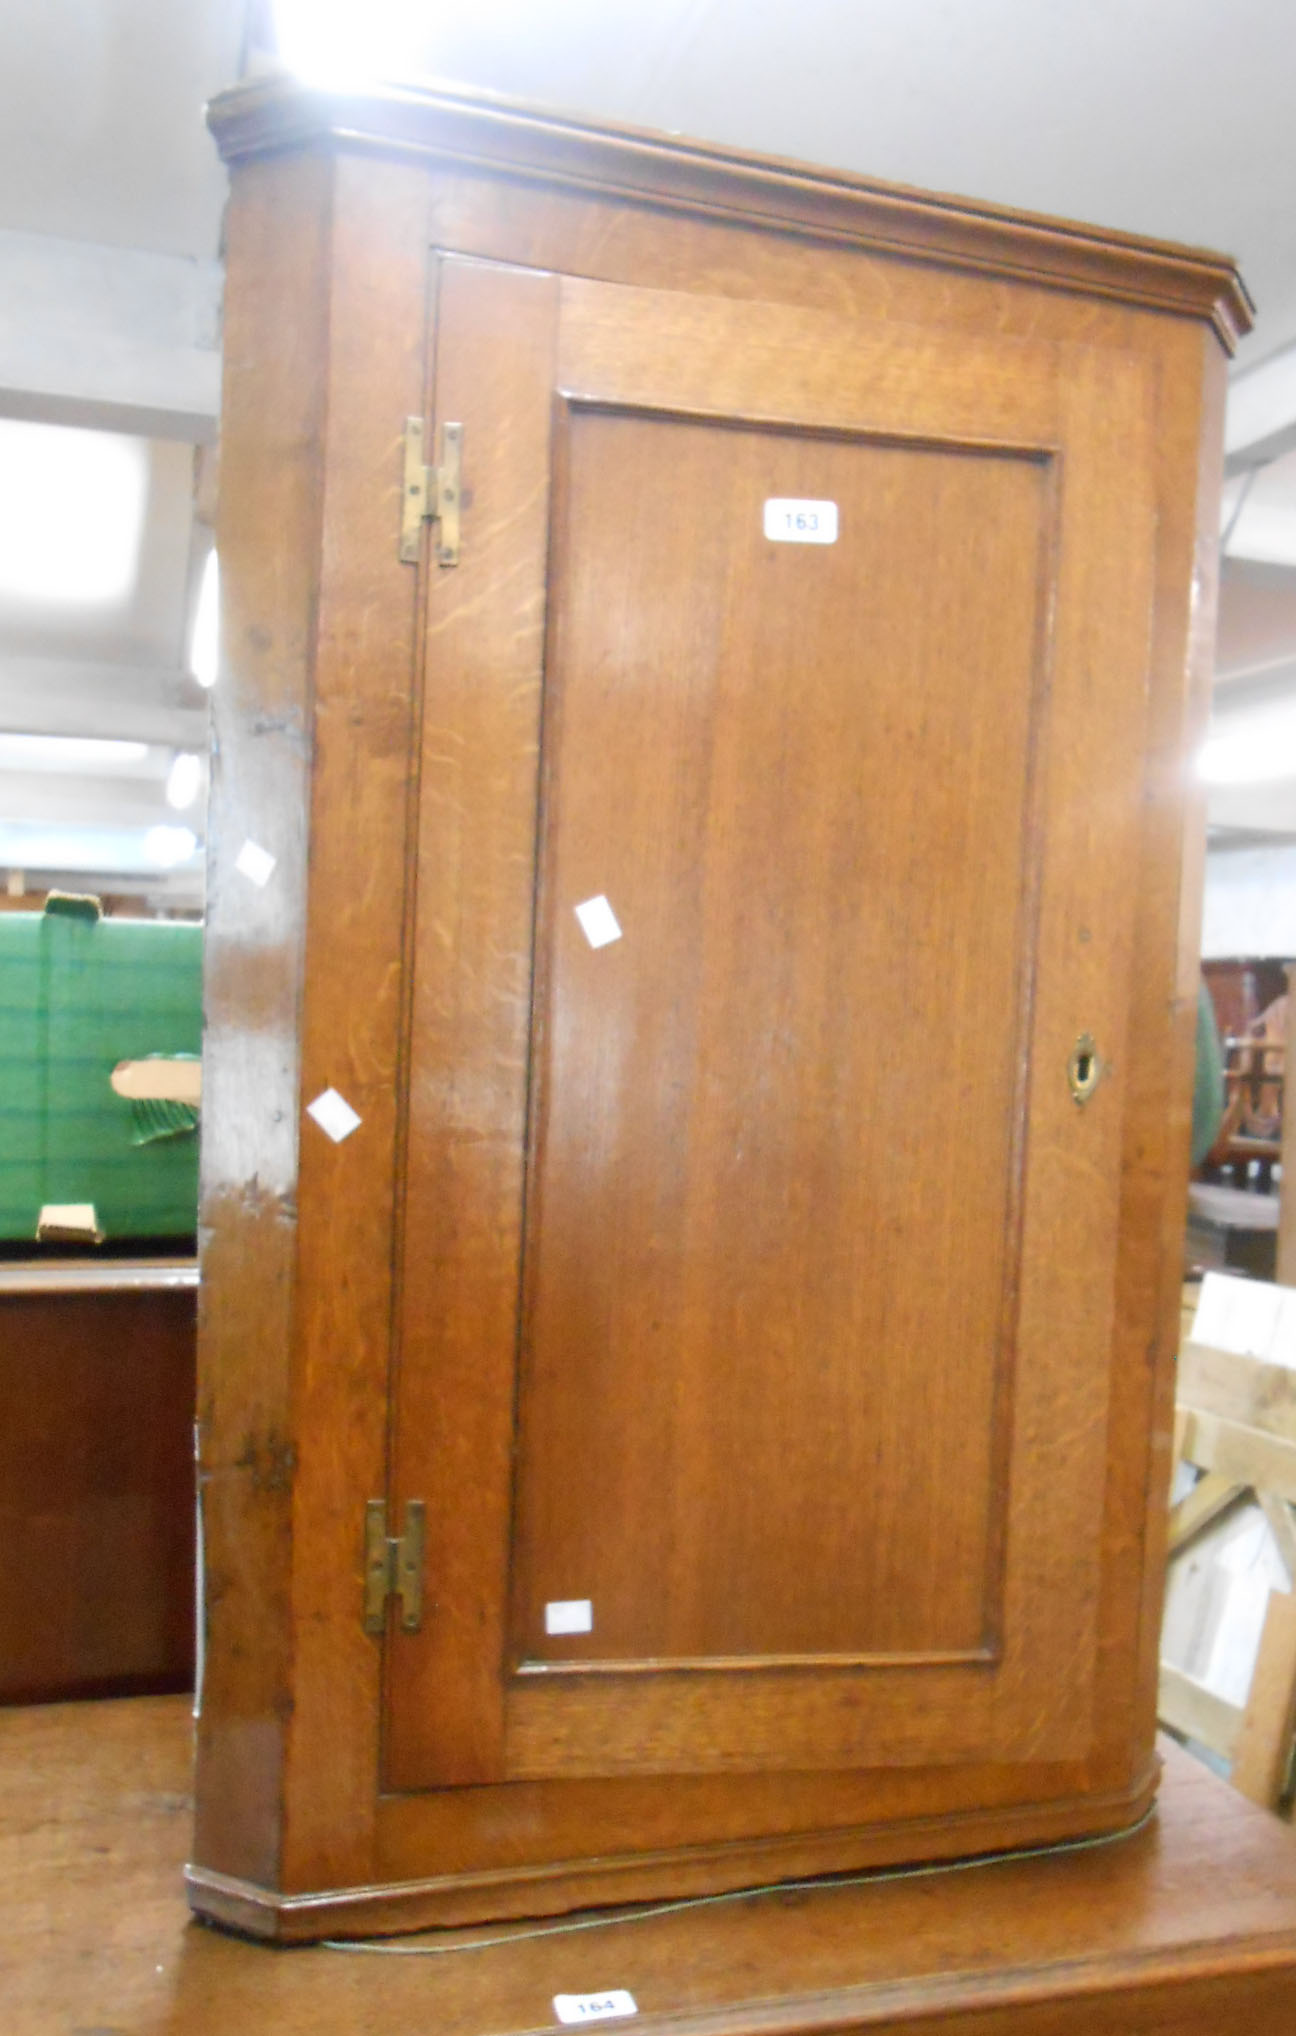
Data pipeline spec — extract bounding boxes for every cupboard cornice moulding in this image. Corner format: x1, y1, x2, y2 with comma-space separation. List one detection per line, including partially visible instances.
207, 75, 1253, 354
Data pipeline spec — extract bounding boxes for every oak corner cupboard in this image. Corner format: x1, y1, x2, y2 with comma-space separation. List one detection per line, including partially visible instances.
190, 73, 1250, 1940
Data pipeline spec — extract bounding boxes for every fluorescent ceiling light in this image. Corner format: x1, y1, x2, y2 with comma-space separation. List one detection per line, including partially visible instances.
166, 752, 203, 810
1199, 699, 1296, 786
0, 421, 147, 607
273, 0, 434, 85
0, 733, 149, 774
0, 820, 199, 876
190, 547, 219, 689
145, 826, 200, 869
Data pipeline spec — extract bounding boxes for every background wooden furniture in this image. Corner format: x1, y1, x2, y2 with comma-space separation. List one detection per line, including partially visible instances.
1206, 1033, 1285, 1181
0, 1259, 197, 1703
9, 1696, 1296, 2036
1159, 1323, 1296, 1809
193, 75, 1248, 1935
1280, 961, 1296, 1285
1204, 958, 1290, 1043
1192, 957, 1293, 1282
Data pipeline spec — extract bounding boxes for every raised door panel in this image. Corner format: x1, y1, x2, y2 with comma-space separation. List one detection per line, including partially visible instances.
511, 409, 1041, 1674
388, 256, 1156, 1795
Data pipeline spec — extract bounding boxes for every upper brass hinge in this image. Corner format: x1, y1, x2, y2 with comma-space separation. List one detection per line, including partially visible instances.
363, 1498, 426, 1634
400, 417, 462, 567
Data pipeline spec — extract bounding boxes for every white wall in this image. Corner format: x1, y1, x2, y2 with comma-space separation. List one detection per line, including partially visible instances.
1201, 842, 1296, 957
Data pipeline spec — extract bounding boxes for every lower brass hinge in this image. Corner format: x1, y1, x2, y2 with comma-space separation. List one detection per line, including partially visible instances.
400, 417, 462, 566
363, 1498, 426, 1634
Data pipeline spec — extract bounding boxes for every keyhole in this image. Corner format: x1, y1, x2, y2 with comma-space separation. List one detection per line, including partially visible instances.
1069, 1034, 1100, 1104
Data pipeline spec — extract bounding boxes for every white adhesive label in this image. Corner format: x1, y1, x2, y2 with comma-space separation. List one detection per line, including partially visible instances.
545, 1599, 593, 1635
306, 1087, 362, 1143
235, 839, 277, 887
553, 1992, 638, 2025
574, 896, 622, 949
36, 1202, 101, 1241
763, 498, 838, 544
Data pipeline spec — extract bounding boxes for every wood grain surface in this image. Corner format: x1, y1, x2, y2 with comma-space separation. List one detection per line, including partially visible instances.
192, 77, 1242, 1925
0, 1289, 195, 1702
390, 253, 561, 1791
388, 261, 1159, 1794
194, 143, 334, 1893
8, 1697, 1296, 2036
512, 411, 1041, 1671
207, 75, 1253, 349
195, 147, 432, 1893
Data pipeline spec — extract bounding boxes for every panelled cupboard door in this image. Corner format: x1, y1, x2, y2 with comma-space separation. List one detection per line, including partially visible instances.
388, 253, 1157, 1794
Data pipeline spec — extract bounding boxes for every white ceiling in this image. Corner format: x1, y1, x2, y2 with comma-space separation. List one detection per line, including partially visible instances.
1, 0, 1295, 901
0, 0, 242, 261
0, 419, 209, 902
3, 0, 1295, 360
344, 0, 1296, 369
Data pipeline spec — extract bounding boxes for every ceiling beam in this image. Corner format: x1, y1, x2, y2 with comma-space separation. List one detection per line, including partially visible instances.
1226, 341, 1296, 476
0, 657, 209, 748
0, 772, 196, 831
0, 229, 221, 442
1206, 781, 1296, 836
1219, 494, 1296, 568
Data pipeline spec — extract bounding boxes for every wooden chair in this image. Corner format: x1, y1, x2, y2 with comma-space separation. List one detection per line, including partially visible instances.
1204, 1028, 1285, 1186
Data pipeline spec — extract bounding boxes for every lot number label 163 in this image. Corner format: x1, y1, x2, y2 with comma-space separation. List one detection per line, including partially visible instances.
763, 498, 838, 544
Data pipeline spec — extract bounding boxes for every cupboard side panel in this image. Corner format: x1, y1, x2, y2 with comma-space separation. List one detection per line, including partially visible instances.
194, 150, 333, 1888
1122, 322, 1230, 1763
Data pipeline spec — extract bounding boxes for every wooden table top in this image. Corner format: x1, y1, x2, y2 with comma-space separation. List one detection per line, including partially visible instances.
0, 1255, 199, 1296
5, 1694, 1296, 2034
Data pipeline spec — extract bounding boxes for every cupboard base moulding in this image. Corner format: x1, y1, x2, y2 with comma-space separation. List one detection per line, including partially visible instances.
185, 1762, 1160, 1942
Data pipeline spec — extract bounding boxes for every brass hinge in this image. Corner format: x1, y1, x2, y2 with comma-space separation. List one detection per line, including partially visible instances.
363, 1498, 426, 1635
400, 417, 463, 567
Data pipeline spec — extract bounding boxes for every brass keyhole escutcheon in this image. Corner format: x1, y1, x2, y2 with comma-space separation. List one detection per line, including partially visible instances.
1068, 1033, 1101, 1106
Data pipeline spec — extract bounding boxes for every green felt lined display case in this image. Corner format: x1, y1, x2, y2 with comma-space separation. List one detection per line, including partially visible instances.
0, 912, 201, 1243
